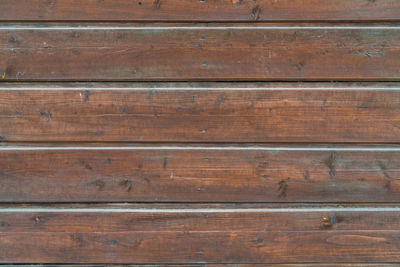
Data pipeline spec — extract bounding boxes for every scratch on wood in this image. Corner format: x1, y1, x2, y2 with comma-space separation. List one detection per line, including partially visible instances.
83, 90, 90, 102
153, 0, 161, 8
163, 157, 168, 169
40, 111, 52, 121
278, 179, 289, 198
250, 5, 262, 20
378, 161, 400, 191
324, 151, 337, 178
119, 179, 133, 192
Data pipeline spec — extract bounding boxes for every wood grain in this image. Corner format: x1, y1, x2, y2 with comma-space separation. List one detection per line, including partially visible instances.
1, 145, 400, 202
1, 0, 400, 265
0, 24, 399, 81
1, 83, 400, 142
1, 204, 400, 263
0, 263, 396, 266
0, 0, 399, 22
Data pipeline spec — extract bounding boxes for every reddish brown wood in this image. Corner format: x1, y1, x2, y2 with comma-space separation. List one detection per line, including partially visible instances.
1, 204, 400, 263
9, 265, 398, 267
0, 25, 399, 81
1, 146, 400, 202
4, 203, 400, 231
1, 0, 399, 265
0, 0, 399, 22
1, 83, 400, 142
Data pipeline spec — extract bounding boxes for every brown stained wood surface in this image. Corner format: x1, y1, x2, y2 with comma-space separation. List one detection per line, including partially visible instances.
1, 204, 400, 263
0, 0, 400, 22
0, 24, 399, 81
1, 83, 400, 142
8, 230, 400, 263
11, 266, 387, 267
1, 0, 400, 265
1, 146, 400, 202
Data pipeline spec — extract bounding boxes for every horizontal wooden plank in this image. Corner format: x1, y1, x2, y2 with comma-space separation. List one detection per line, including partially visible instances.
1, 145, 400, 202
1, 204, 400, 263
0, 24, 399, 81
8, 265, 399, 267
1, 83, 400, 142
1, 0, 400, 22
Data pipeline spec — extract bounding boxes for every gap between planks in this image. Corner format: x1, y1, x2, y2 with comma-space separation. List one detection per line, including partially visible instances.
0, 25, 400, 31
2, 145, 400, 151
2, 205, 400, 213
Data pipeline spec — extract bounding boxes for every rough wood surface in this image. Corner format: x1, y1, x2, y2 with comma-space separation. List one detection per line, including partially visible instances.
9, 265, 399, 267
0, 24, 399, 81
1, 146, 400, 202
1, 0, 399, 264
1, 83, 400, 142
1, 204, 400, 263
1, 0, 399, 22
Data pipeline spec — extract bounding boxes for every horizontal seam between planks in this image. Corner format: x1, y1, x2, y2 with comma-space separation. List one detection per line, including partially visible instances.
1, 19, 400, 22
0, 26, 399, 30
2, 80, 400, 83
1, 230, 400, 233
2, 207, 400, 213
2, 146, 400, 151
0, 87, 400, 91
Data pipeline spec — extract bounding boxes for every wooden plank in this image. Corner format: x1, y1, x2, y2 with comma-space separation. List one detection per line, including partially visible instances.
0, 0, 399, 22
5, 264, 390, 266
1, 83, 400, 142
1, 204, 400, 263
0, 24, 399, 81
1, 145, 400, 202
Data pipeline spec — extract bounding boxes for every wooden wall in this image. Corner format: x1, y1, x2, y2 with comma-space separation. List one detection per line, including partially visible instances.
1, 0, 400, 265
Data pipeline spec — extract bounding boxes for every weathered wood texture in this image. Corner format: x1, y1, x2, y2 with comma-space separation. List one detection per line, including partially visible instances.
0, 25, 399, 81
1, 146, 400, 202
4, 266, 398, 267
1, 0, 400, 265
1, 0, 399, 22
1, 205, 400, 263
1, 83, 400, 142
